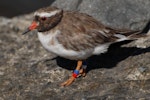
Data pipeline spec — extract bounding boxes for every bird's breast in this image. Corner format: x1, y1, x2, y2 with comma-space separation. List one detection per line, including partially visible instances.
37, 31, 92, 60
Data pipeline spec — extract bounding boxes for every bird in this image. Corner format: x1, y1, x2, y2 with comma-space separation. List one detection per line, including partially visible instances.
23, 6, 149, 86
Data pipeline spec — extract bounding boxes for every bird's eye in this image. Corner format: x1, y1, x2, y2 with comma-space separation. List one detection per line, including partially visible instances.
41, 17, 47, 21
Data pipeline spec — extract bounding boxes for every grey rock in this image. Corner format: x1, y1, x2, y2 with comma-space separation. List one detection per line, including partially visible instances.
53, 0, 150, 30
52, 0, 81, 11
0, 0, 150, 99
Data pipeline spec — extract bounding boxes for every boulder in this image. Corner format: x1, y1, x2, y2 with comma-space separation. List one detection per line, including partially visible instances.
0, 0, 150, 99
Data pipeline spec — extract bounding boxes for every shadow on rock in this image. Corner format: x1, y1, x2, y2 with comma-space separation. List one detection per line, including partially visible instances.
55, 40, 150, 73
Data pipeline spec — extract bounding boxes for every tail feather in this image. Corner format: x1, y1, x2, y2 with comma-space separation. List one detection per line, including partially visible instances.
134, 20, 150, 48
141, 20, 150, 34
114, 30, 143, 41
108, 20, 150, 42
127, 20, 150, 39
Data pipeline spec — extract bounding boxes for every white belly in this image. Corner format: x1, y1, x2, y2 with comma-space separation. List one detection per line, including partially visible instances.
37, 31, 93, 60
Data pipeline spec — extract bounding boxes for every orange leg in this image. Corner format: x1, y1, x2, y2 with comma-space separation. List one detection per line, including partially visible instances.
60, 60, 83, 86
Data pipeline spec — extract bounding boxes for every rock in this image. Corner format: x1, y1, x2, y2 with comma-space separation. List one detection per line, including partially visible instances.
0, 0, 150, 99
53, 0, 150, 30
0, 0, 55, 17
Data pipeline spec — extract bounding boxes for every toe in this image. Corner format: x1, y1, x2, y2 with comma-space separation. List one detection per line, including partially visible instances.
60, 76, 75, 86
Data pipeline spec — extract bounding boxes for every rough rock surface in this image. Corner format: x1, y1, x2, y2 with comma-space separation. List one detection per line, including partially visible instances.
52, 0, 150, 30
0, 0, 150, 99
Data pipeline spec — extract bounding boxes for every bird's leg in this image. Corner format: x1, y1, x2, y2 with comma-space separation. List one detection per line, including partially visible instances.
79, 61, 87, 77
60, 60, 82, 86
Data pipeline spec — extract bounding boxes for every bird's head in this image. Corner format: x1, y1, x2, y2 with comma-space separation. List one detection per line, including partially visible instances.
23, 6, 63, 34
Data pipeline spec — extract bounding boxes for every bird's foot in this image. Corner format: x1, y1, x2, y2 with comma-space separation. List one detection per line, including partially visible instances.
60, 69, 79, 86
60, 76, 75, 86
60, 60, 86, 87
60, 68, 86, 86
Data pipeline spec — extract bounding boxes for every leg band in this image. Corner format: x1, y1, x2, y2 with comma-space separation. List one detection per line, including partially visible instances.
72, 69, 80, 78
